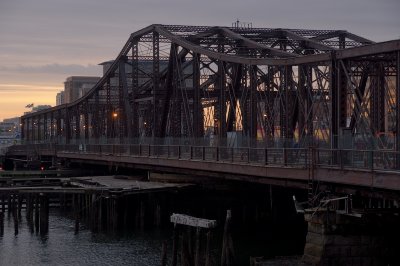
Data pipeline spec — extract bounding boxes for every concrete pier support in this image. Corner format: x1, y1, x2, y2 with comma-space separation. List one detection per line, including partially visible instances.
302, 209, 400, 266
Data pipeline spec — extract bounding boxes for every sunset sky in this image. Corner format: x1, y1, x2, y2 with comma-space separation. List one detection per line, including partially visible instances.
0, 0, 399, 121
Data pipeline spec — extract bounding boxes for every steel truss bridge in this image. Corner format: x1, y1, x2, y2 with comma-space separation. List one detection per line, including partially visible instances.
17, 24, 400, 194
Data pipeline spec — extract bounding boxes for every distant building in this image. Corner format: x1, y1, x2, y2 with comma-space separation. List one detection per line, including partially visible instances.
0, 117, 21, 150
56, 91, 65, 106
64, 76, 100, 104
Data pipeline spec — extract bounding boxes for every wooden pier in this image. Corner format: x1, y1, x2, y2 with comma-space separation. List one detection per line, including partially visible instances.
0, 174, 192, 235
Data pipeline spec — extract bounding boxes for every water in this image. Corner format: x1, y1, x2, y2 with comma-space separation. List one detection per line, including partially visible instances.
0, 210, 167, 266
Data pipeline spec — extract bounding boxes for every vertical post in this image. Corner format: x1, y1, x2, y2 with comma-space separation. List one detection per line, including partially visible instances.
205, 230, 211, 266
172, 223, 179, 266
35, 194, 40, 233
396, 51, 400, 169
250, 65, 258, 145
1, 195, 5, 213
221, 210, 234, 266
218, 58, 227, 142
0, 210, 3, 236
161, 240, 168, 266
132, 41, 139, 139
194, 227, 201, 266
21, 118, 25, 142
193, 53, 203, 138
152, 31, 160, 138
13, 194, 18, 235
74, 194, 80, 234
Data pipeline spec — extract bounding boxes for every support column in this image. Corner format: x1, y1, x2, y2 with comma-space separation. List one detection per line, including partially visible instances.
249, 65, 258, 144
152, 31, 160, 138
84, 100, 89, 143
65, 108, 71, 144
192, 53, 203, 139
43, 113, 48, 141
303, 210, 400, 266
132, 41, 139, 139
396, 51, 400, 168
218, 59, 227, 142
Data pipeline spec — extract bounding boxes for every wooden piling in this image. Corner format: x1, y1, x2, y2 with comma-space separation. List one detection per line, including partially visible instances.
221, 210, 234, 266
8, 194, 12, 216
194, 227, 201, 266
18, 193, 22, 220
161, 240, 168, 266
0, 211, 4, 236
13, 194, 18, 235
140, 199, 145, 231
172, 223, 179, 266
39, 194, 49, 235
205, 230, 211, 266
98, 197, 103, 231
1, 195, 5, 213
35, 194, 40, 233
74, 194, 80, 234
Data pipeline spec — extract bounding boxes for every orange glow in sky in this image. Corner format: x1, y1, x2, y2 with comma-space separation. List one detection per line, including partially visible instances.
0, 83, 59, 121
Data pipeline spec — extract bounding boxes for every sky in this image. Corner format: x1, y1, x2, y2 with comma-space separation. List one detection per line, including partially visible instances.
0, 0, 399, 121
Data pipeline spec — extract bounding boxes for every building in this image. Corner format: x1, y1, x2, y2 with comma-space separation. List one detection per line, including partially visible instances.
56, 91, 65, 106
64, 76, 100, 104
0, 117, 21, 152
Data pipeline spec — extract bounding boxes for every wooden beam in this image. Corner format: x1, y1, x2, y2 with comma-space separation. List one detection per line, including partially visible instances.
170, 213, 217, 228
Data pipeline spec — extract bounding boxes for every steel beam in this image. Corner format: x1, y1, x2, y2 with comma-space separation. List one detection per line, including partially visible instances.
396, 51, 400, 168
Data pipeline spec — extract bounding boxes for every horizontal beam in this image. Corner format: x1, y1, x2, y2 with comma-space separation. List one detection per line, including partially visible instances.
170, 213, 217, 228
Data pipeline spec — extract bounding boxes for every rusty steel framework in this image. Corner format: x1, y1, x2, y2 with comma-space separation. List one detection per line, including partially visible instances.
21, 24, 400, 152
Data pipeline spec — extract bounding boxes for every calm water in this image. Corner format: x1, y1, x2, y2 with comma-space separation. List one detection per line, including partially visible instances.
0, 210, 167, 266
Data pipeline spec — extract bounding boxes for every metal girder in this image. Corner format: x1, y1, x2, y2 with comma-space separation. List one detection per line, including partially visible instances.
218, 27, 297, 58
280, 29, 336, 51
18, 24, 400, 155
397, 51, 400, 166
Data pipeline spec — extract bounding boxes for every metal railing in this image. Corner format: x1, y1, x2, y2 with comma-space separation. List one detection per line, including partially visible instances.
6, 143, 400, 172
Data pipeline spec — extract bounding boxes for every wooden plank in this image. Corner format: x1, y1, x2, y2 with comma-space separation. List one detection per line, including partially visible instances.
170, 213, 217, 228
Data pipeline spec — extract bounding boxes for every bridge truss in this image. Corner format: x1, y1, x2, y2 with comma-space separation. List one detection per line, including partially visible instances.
21, 24, 400, 152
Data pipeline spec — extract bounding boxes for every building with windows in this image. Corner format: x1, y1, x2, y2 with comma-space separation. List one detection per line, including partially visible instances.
56, 91, 65, 106
64, 76, 100, 104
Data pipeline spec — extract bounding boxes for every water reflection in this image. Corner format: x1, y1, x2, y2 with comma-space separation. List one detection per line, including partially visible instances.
0, 210, 166, 266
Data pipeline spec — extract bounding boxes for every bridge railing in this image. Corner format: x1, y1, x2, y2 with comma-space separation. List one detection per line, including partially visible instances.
7, 143, 400, 172
315, 149, 400, 171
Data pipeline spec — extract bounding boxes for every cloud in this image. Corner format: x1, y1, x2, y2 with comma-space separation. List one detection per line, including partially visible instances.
0, 63, 101, 76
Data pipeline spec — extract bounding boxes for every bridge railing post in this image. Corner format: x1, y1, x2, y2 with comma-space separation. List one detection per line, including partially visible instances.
339, 149, 343, 169
370, 150, 374, 170
202, 146, 205, 161
190, 146, 193, 160
283, 148, 287, 166
264, 148, 268, 165
216, 147, 219, 161
231, 148, 234, 163
178, 146, 181, 159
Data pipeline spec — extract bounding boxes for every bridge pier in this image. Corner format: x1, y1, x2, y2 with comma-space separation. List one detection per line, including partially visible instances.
302, 209, 400, 266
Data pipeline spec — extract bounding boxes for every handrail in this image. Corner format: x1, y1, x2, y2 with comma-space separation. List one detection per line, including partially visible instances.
8, 144, 400, 173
